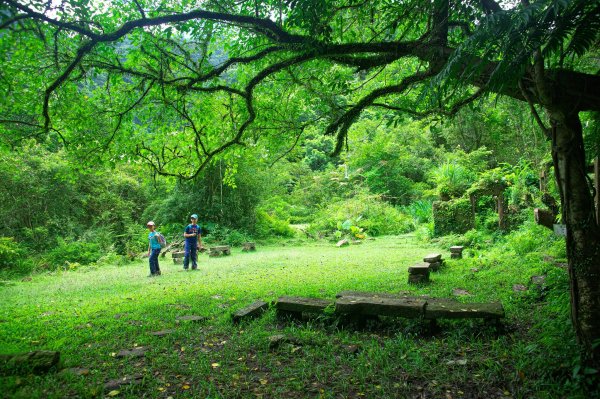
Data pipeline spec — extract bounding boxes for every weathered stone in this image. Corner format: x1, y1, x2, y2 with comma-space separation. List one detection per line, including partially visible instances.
336, 290, 412, 299
350, 240, 363, 245
268, 334, 301, 349
149, 329, 175, 337
116, 347, 146, 358
450, 253, 462, 259
173, 257, 182, 264
171, 251, 185, 259
104, 374, 143, 391
408, 273, 429, 284
513, 284, 528, 292
424, 302, 504, 320
60, 367, 90, 376
449, 246, 464, 253
452, 288, 472, 297
531, 275, 546, 286
242, 242, 256, 252
408, 263, 430, 275
335, 296, 426, 318
215, 245, 231, 255
175, 315, 207, 323
336, 239, 350, 247
428, 261, 442, 271
0, 350, 60, 375
231, 300, 269, 323
423, 253, 442, 263
276, 296, 333, 314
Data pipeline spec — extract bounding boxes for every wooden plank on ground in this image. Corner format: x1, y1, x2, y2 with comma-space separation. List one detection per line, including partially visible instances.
232, 300, 269, 323
276, 296, 333, 313
424, 302, 504, 319
335, 296, 426, 318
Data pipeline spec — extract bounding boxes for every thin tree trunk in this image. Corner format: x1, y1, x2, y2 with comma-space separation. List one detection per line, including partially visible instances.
550, 110, 600, 365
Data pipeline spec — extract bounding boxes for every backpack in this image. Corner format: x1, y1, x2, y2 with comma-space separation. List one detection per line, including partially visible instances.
156, 232, 167, 248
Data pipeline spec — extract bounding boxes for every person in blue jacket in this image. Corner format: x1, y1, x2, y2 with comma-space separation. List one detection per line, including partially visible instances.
183, 214, 202, 270
146, 221, 161, 276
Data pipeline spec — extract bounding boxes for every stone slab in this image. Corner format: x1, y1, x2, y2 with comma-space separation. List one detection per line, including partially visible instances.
423, 253, 442, 263
232, 300, 269, 323
116, 347, 146, 358
408, 263, 431, 274
424, 302, 504, 319
150, 329, 176, 337
175, 315, 207, 323
276, 296, 333, 313
450, 246, 464, 253
335, 296, 426, 318
408, 274, 430, 284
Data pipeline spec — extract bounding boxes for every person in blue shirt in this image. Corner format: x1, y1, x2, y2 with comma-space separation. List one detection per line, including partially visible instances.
146, 221, 162, 276
183, 214, 202, 270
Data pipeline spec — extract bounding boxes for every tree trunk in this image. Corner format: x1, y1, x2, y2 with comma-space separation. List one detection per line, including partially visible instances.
550, 109, 600, 365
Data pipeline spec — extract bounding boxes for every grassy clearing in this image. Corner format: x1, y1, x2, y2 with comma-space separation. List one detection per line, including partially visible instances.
0, 235, 589, 398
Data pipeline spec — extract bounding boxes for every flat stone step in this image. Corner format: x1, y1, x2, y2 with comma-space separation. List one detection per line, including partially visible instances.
424, 302, 504, 319
232, 300, 269, 323
423, 253, 442, 262
408, 263, 431, 274
336, 291, 458, 305
335, 296, 426, 318
175, 315, 207, 323
276, 296, 333, 313
450, 246, 464, 253
150, 329, 176, 337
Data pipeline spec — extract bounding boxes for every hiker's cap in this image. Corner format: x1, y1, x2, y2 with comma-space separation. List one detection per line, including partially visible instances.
191, 214, 198, 219
146, 221, 155, 226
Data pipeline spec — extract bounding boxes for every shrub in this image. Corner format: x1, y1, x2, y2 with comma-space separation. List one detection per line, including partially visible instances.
503, 222, 555, 256
254, 211, 296, 238
0, 237, 25, 270
432, 198, 474, 236
308, 195, 414, 238
202, 223, 254, 245
45, 239, 102, 269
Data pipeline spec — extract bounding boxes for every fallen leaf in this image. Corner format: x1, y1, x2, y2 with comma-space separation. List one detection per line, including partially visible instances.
107, 390, 120, 397
259, 379, 268, 385
182, 384, 190, 390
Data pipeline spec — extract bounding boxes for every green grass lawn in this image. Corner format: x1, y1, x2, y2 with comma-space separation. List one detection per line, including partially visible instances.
0, 236, 586, 398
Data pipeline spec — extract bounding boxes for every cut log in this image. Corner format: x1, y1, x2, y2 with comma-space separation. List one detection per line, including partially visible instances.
424, 302, 504, 319
232, 300, 269, 323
